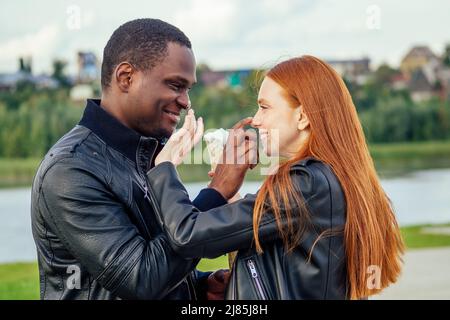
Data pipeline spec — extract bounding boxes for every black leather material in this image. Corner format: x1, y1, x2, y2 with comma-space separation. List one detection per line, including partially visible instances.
147, 158, 348, 299
31, 99, 217, 300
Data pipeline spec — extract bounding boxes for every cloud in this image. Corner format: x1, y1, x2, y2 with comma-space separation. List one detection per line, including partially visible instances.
0, 24, 61, 73
0, 0, 449, 73
173, 0, 238, 45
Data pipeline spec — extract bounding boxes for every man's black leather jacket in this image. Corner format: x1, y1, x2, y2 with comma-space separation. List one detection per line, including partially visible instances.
147, 158, 348, 299
30, 99, 227, 300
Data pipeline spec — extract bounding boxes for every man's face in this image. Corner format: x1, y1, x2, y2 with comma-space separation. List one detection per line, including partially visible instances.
125, 42, 196, 138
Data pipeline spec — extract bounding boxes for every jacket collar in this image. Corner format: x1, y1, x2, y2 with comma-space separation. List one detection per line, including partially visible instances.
79, 99, 164, 173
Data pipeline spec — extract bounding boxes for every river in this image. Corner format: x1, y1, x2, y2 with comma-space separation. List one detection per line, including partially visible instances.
1, 168, 449, 263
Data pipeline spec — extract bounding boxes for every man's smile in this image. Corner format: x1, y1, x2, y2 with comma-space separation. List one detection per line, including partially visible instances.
163, 108, 182, 124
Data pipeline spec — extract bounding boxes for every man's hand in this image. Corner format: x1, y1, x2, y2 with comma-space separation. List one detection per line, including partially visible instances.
206, 269, 231, 300
208, 118, 258, 200
155, 109, 203, 166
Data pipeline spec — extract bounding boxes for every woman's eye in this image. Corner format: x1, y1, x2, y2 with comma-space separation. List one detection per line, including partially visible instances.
260, 105, 268, 110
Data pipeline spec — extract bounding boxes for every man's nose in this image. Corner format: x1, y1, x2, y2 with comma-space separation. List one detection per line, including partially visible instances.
176, 92, 190, 110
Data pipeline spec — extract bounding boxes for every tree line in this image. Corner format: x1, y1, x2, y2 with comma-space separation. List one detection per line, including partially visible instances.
0, 68, 449, 158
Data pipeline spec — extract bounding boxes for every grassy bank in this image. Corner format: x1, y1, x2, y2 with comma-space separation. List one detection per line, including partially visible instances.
369, 140, 450, 159
1, 140, 450, 187
400, 223, 450, 249
1, 223, 450, 300
0, 158, 41, 188
369, 140, 450, 177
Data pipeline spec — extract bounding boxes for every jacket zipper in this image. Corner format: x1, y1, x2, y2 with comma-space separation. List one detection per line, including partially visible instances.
247, 259, 267, 300
143, 184, 150, 200
143, 177, 164, 227
187, 273, 197, 300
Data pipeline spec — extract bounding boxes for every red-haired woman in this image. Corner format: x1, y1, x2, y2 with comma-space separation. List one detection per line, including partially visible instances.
149, 55, 404, 300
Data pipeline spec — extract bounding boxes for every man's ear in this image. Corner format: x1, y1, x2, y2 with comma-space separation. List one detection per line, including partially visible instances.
114, 62, 135, 93
297, 106, 310, 131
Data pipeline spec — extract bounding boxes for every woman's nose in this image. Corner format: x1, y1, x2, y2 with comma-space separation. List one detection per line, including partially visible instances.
250, 119, 260, 128
251, 112, 262, 128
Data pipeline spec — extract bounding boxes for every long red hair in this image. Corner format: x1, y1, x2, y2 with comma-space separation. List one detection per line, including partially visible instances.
253, 55, 404, 299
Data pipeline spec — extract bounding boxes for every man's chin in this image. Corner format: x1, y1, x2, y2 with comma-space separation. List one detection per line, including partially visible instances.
137, 126, 172, 140
153, 127, 175, 140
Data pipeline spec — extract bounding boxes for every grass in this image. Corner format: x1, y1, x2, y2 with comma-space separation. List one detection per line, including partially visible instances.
0, 262, 39, 300
1, 223, 450, 300
0, 158, 41, 188
369, 140, 450, 159
400, 223, 450, 249
197, 255, 229, 272
369, 140, 450, 177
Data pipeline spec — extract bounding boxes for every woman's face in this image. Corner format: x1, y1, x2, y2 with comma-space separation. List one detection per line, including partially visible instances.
252, 77, 310, 158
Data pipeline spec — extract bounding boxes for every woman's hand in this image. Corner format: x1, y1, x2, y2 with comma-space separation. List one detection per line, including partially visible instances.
155, 109, 204, 167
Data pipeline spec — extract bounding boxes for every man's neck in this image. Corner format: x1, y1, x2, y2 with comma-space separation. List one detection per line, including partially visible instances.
100, 95, 132, 132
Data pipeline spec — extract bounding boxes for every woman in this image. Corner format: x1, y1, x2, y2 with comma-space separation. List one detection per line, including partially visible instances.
148, 55, 404, 299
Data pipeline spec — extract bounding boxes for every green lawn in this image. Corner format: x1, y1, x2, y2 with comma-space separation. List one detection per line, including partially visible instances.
0, 262, 39, 300
400, 223, 450, 249
1, 223, 450, 300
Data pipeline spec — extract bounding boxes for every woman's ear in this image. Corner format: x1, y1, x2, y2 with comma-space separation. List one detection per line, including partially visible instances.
297, 106, 310, 131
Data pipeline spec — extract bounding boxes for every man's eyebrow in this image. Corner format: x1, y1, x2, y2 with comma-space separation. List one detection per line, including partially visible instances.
166, 76, 196, 86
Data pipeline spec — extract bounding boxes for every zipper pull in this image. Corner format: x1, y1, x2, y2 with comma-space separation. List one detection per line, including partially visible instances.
143, 184, 150, 200
248, 259, 258, 278
247, 259, 267, 300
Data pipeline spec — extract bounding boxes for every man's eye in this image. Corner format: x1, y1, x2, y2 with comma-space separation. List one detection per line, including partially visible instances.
260, 105, 268, 110
169, 83, 182, 91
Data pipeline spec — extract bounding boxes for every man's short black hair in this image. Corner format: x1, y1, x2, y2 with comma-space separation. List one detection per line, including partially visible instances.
101, 18, 192, 90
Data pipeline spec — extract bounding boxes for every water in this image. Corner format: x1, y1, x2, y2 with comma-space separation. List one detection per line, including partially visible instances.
0, 188, 36, 264
1, 168, 449, 263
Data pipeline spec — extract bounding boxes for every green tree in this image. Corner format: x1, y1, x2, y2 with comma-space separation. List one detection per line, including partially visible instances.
443, 43, 450, 67
52, 59, 71, 88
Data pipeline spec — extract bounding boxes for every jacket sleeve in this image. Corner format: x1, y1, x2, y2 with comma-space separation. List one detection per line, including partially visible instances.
39, 158, 197, 299
146, 161, 314, 259
192, 188, 228, 211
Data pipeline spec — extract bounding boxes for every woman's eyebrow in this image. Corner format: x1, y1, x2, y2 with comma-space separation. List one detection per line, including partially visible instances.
257, 98, 270, 105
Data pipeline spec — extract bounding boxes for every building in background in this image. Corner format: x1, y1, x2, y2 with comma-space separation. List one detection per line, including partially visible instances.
77, 51, 99, 84
400, 46, 441, 77
70, 51, 100, 101
200, 68, 253, 90
398, 45, 449, 102
199, 58, 372, 90
0, 57, 58, 92
326, 57, 371, 85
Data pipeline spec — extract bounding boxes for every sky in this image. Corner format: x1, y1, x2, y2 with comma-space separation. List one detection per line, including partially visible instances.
1, 0, 449, 75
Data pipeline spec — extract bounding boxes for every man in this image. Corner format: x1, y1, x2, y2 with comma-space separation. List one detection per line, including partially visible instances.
31, 18, 249, 300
